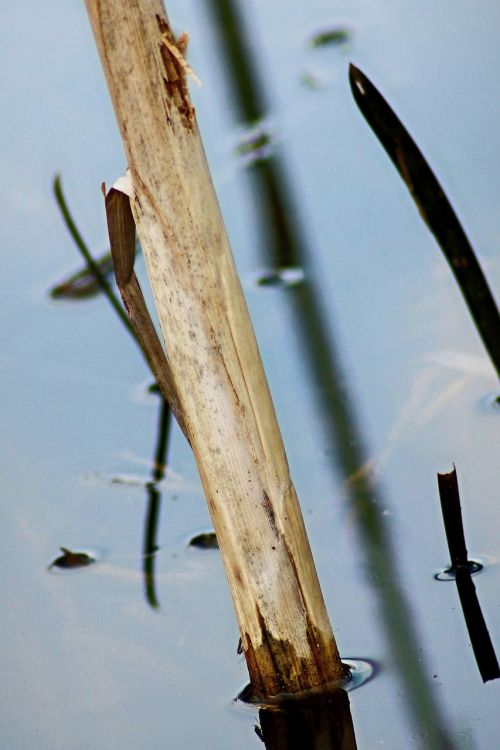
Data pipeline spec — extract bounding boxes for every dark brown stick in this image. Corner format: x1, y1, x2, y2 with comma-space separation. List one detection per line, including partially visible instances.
437, 467, 468, 569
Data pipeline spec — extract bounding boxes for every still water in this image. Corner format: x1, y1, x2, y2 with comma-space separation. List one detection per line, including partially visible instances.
1, 1, 499, 747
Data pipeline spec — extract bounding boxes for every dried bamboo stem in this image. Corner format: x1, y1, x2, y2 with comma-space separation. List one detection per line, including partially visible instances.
85, 0, 346, 695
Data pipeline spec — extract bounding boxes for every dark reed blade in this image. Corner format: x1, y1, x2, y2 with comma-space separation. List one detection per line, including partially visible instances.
349, 64, 500, 380
105, 188, 189, 441
105, 187, 136, 286
437, 467, 469, 569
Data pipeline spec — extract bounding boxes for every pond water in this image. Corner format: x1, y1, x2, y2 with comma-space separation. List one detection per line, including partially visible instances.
2, 1, 499, 748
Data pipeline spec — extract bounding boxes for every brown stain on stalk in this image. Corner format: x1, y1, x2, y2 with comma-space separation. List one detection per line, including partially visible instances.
262, 490, 279, 539
242, 531, 346, 695
285, 539, 348, 681
244, 604, 346, 696
156, 15, 195, 129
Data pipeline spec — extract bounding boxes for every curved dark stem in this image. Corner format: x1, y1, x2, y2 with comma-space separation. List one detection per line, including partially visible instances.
349, 65, 500, 380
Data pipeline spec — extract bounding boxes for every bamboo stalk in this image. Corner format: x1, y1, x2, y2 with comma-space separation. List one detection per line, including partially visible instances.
84, 0, 346, 695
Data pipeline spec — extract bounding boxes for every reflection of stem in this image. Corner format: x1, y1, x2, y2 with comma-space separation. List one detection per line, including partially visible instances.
349, 65, 500, 381
206, 0, 455, 745
455, 567, 500, 683
143, 484, 162, 609
258, 689, 357, 750
204, 0, 265, 123
289, 282, 454, 747
53, 175, 134, 337
152, 395, 171, 483
143, 396, 171, 609
205, 0, 303, 271
250, 158, 302, 270
53, 176, 174, 609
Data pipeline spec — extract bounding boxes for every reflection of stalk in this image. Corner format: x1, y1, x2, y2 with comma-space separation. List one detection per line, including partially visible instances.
289, 282, 454, 747
206, 0, 455, 745
204, 0, 265, 123
205, 0, 302, 271
143, 396, 171, 609
257, 689, 357, 750
349, 65, 500, 381
54, 175, 174, 610
455, 568, 500, 683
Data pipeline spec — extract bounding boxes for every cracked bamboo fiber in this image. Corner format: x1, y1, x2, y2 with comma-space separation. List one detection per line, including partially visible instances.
85, 0, 345, 695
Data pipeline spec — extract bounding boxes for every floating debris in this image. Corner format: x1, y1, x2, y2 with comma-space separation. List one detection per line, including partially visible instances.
49, 547, 96, 570
299, 71, 324, 90
50, 253, 114, 299
189, 532, 219, 549
310, 27, 351, 48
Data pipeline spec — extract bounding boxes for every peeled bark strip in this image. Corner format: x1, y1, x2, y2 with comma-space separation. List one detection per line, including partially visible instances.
85, 0, 346, 694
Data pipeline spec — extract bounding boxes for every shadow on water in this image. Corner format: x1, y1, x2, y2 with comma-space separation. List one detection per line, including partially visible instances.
206, 0, 456, 746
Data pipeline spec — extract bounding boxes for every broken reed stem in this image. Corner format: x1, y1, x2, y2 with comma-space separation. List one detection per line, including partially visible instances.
437, 467, 469, 569
85, 0, 346, 695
